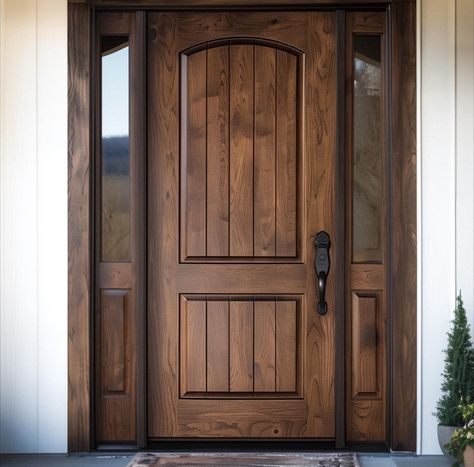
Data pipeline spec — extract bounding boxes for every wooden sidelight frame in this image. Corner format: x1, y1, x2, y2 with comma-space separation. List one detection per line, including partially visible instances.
68, 0, 416, 453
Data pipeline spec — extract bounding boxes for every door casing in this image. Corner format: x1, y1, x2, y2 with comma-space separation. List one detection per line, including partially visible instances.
68, 0, 416, 453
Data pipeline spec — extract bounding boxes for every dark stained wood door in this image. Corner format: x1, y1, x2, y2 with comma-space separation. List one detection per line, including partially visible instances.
147, 11, 338, 439
71, 1, 415, 452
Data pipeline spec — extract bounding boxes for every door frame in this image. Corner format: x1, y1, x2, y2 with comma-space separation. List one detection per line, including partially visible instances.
68, 0, 416, 453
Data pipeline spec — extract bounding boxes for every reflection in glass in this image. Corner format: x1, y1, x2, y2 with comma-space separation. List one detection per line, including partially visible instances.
101, 37, 130, 262
352, 36, 382, 263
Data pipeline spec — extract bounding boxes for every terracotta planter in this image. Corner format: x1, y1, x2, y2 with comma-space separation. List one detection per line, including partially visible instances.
464, 445, 474, 467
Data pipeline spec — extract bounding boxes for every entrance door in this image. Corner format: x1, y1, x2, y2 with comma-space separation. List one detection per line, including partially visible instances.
72, 1, 416, 452
148, 11, 338, 438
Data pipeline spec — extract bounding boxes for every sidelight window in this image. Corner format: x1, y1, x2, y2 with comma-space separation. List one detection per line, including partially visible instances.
352, 35, 383, 264
100, 36, 131, 262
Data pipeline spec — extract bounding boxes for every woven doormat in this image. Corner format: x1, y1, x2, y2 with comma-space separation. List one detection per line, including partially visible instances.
127, 452, 359, 466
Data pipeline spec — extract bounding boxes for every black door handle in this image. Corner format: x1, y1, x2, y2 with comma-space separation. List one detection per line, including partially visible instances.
314, 231, 331, 315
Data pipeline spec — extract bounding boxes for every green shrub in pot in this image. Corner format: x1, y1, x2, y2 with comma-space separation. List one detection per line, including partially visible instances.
436, 294, 474, 457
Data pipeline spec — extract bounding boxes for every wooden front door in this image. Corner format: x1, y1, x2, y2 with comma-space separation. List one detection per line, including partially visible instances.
148, 11, 338, 438
71, 1, 416, 452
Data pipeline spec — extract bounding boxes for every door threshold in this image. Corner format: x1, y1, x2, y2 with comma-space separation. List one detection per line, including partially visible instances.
96, 440, 388, 452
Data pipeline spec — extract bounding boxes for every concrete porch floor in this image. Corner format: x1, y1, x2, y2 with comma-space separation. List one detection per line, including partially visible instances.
0, 453, 452, 467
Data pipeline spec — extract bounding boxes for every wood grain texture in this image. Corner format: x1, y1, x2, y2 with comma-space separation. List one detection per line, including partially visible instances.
184, 50, 207, 257
207, 46, 230, 257
100, 290, 128, 393
230, 44, 254, 257
94, 12, 139, 445
67, 3, 417, 449
254, 301, 276, 392
254, 46, 276, 257
350, 11, 385, 33
85, 0, 415, 5
182, 41, 300, 261
148, 12, 180, 437
133, 11, 147, 447
180, 297, 300, 397
345, 11, 387, 445
96, 288, 136, 442
174, 13, 307, 52
230, 301, 254, 392
334, 9, 346, 449
177, 264, 306, 293
68, 2, 91, 452
304, 11, 337, 438
348, 399, 385, 442
207, 301, 229, 391
149, 11, 338, 439
183, 300, 207, 392
177, 399, 307, 438
352, 293, 379, 396
390, 1, 417, 452
276, 301, 297, 392
276, 50, 297, 257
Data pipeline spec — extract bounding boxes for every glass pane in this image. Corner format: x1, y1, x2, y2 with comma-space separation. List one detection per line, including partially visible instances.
101, 37, 130, 262
352, 36, 382, 263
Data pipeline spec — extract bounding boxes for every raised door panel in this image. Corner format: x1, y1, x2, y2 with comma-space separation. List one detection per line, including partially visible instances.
352, 293, 379, 398
180, 42, 301, 261
179, 296, 300, 397
100, 290, 127, 393
95, 289, 136, 442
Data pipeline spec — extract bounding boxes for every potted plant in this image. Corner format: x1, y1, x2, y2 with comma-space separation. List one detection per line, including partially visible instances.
445, 403, 474, 467
436, 294, 474, 458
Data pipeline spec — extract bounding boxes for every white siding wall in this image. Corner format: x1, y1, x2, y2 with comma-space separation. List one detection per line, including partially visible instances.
0, 0, 68, 453
0, 0, 472, 455
419, 0, 474, 455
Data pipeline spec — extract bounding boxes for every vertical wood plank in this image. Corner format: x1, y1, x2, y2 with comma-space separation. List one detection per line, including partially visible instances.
391, 1, 417, 451
254, 301, 276, 392
276, 50, 297, 257
185, 50, 207, 257
229, 300, 253, 391
207, 301, 229, 391
185, 300, 207, 392
254, 46, 276, 256
276, 300, 296, 392
68, 2, 91, 452
207, 46, 230, 257
230, 44, 254, 257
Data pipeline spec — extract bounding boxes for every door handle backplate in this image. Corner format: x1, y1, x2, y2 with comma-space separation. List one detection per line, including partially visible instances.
314, 231, 331, 315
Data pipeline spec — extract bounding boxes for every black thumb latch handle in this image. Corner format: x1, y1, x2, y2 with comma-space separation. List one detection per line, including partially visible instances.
314, 231, 331, 315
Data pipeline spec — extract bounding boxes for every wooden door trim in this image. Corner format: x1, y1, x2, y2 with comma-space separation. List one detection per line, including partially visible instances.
334, 8, 346, 449
389, 2, 416, 451
69, 3, 92, 452
71, 0, 413, 5
68, 0, 416, 452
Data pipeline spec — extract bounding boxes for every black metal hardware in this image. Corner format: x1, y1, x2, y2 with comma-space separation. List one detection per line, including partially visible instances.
314, 231, 331, 315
